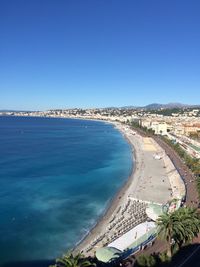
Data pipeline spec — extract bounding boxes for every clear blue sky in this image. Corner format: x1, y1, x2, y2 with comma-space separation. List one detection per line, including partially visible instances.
0, 0, 200, 110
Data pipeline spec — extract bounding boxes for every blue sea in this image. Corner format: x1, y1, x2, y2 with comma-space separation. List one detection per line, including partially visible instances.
0, 116, 132, 267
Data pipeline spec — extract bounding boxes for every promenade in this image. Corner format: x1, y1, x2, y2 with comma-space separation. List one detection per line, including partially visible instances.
75, 124, 185, 256
153, 136, 199, 207
131, 126, 200, 262
132, 127, 199, 208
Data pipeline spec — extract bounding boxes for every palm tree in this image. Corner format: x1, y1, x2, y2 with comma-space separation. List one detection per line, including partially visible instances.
156, 207, 200, 257
177, 207, 200, 245
50, 252, 95, 267
157, 212, 177, 257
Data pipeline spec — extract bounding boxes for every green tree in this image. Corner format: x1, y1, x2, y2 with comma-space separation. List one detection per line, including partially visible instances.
156, 207, 200, 257
157, 212, 176, 257
136, 254, 156, 267
158, 252, 170, 263
177, 207, 200, 245
50, 252, 95, 267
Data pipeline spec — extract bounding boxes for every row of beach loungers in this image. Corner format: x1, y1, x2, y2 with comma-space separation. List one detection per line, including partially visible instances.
84, 199, 148, 253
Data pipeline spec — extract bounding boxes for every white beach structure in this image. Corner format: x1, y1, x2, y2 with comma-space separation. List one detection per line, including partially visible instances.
107, 221, 156, 251
146, 203, 166, 221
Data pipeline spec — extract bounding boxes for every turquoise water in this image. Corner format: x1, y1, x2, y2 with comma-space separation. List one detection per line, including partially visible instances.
0, 116, 132, 266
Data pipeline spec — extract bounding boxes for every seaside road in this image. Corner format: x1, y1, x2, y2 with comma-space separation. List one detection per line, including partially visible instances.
75, 124, 195, 258
75, 126, 175, 255
132, 126, 199, 207
131, 127, 200, 265
153, 136, 199, 208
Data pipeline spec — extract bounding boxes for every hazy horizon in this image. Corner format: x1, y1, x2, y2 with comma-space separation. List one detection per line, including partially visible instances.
1, 101, 200, 112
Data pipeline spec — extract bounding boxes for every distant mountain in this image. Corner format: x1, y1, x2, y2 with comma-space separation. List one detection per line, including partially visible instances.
120, 105, 140, 109
143, 103, 200, 110
143, 103, 164, 110
120, 103, 200, 110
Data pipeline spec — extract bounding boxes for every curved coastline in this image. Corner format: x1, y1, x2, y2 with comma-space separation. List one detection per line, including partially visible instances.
2, 115, 134, 256
3, 116, 185, 258
73, 120, 186, 255
0, 116, 134, 264
73, 121, 138, 254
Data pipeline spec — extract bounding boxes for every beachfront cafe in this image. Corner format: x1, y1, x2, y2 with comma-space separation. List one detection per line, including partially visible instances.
95, 221, 157, 264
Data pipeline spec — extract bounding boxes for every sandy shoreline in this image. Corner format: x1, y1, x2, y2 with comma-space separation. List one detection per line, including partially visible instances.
9, 116, 185, 255
73, 122, 137, 253
74, 121, 185, 255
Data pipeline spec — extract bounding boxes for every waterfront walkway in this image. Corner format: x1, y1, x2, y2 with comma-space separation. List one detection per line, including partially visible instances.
133, 127, 199, 208
153, 136, 199, 207
76, 125, 178, 255
131, 127, 200, 262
